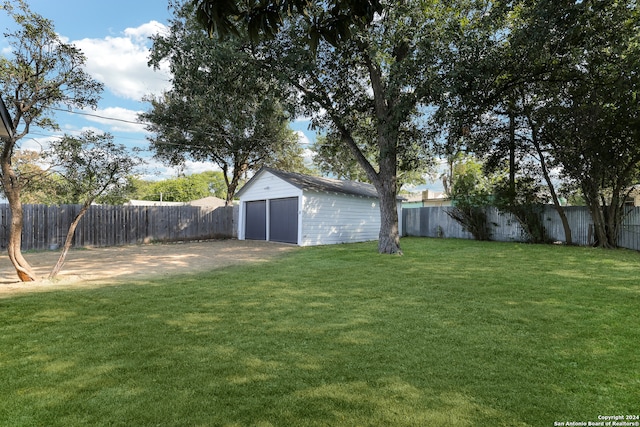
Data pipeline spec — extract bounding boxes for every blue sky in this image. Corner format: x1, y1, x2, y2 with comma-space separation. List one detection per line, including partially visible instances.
0, 0, 315, 180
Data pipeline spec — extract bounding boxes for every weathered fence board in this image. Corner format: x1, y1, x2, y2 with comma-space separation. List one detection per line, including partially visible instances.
403, 205, 640, 251
0, 204, 236, 251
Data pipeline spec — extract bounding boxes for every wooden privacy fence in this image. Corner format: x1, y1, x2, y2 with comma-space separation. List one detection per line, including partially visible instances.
0, 204, 237, 251
403, 205, 640, 251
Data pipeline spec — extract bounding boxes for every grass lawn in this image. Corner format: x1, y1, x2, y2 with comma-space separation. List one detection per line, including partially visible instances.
0, 237, 638, 426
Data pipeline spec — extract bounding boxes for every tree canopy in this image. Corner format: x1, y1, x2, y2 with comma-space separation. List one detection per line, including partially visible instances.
311, 131, 433, 191
244, 1, 469, 254
135, 171, 228, 203
533, 0, 640, 248
191, 0, 383, 49
142, 0, 306, 205
159, 0, 640, 252
439, 0, 640, 248
0, 0, 103, 281
46, 131, 142, 278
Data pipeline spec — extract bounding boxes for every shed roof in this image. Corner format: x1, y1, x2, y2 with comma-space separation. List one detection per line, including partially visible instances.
189, 196, 227, 207
238, 167, 383, 199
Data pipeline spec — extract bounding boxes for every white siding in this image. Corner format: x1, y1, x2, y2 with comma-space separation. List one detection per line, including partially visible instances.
238, 170, 403, 246
301, 192, 381, 246
238, 171, 302, 201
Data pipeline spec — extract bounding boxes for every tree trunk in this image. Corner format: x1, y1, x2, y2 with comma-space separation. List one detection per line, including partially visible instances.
49, 203, 91, 279
537, 156, 573, 244
7, 199, 37, 281
583, 186, 612, 248
1, 153, 37, 282
528, 114, 573, 244
551, 194, 573, 245
376, 178, 402, 254
508, 107, 516, 195
592, 207, 611, 248
226, 160, 248, 206
604, 190, 624, 249
372, 127, 402, 255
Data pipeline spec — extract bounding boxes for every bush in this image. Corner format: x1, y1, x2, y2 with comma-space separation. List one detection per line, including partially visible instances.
447, 160, 494, 240
447, 205, 492, 240
494, 178, 550, 244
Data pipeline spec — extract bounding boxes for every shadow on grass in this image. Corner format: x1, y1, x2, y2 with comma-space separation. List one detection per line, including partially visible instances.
1, 238, 638, 426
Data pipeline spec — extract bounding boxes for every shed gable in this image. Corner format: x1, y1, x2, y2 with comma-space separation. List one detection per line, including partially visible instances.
237, 171, 302, 201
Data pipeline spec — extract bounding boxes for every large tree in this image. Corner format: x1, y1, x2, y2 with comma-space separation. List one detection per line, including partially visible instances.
46, 131, 142, 279
311, 128, 434, 191
438, 0, 640, 248
0, 0, 103, 281
499, 0, 640, 248
142, 0, 304, 205
536, 0, 640, 248
250, 2, 467, 254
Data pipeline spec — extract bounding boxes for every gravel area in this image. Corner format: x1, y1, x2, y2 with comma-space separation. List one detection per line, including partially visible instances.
0, 239, 296, 297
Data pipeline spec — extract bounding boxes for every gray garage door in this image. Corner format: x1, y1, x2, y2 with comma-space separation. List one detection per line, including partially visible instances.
245, 200, 266, 240
269, 197, 298, 244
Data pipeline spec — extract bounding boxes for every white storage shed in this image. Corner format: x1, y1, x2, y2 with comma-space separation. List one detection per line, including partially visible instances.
236, 167, 403, 246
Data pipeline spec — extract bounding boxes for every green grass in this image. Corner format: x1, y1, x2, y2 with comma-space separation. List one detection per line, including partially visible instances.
0, 238, 638, 426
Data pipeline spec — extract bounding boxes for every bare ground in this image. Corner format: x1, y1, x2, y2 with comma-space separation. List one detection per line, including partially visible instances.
0, 239, 297, 298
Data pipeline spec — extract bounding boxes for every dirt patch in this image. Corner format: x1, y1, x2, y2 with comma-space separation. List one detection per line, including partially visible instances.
0, 240, 297, 298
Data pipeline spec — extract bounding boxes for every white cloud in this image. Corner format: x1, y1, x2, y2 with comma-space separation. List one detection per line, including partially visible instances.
18, 135, 58, 153
136, 158, 220, 181
295, 131, 316, 166
182, 160, 221, 175
124, 20, 167, 41
80, 106, 148, 133
78, 125, 108, 135
73, 21, 171, 101
295, 130, 311, 146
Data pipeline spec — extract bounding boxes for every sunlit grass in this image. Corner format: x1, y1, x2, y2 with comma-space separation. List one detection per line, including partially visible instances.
0, 238, 638, 426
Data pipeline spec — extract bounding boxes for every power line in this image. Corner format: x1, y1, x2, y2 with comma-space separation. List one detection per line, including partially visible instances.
25, 131, 151, 150
52, 107, 148, 126
48, 107, 310, 150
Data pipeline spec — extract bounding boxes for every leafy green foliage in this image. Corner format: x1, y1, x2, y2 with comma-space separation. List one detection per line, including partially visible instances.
45, 131, 143, 206
142, 1, 305, 204
135, 171, 228, 203
8, 150, 59, 205
493, 177, 550, 244
0, 0, 103, 136
523, 0, 640, 248
253, 1, 468, 253
439, 0, 640, 248
447, 157, 494, 241
0, 0, 104, 281
191, 0, 383, 49
311, 134, 370, 182
447, 156, 551, 243
311, 125, 434, 189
